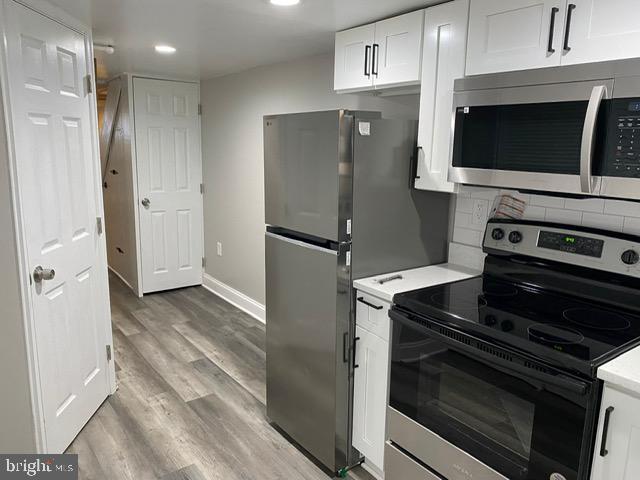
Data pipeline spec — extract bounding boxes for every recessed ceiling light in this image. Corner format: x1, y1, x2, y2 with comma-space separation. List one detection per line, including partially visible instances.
270, 0, 300, 6
155, 45, 176, 54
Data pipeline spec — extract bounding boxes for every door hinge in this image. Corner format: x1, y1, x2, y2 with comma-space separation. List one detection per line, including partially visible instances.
106, 345, 112, 362
97, 217, 103, 235
202, 257, 206, 268
198, 103, 202, 115
85, 74, 93, 95
200, 183, 204, 194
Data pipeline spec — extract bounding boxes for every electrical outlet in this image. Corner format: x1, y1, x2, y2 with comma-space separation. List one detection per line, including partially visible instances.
216, 242, 223, 257
472, 200, 489, 226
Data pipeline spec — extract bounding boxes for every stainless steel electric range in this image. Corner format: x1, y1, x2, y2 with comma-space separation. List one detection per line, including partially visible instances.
386, 219, 640, 480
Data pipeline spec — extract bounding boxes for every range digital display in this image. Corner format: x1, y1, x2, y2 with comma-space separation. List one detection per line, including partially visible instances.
538, 231, 604, 258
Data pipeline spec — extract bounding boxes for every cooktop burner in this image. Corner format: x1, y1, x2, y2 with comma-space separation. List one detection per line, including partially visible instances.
393, 273, 640, 369
563, 307, 632, 331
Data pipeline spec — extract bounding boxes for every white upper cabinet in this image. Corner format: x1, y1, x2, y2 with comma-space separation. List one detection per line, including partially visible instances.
334, 11, 424, 92
466, 0, 567, 75
334, 24, 375, 91
562, 0, 640, 66
416, 0, 469, 193
591, 385, 640, 480
373, 11, 425, 88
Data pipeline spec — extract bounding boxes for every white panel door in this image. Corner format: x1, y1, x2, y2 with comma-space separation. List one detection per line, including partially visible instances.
466, 0, 566, 75
373, 10, 424, 88
2, 0, 112, 452
352, 325, 389, 474
334, 24, 375, 92
416, 0, 469, 193
591, 385, 640, 480
561, 0, 640, 66
133, 78, 203, 293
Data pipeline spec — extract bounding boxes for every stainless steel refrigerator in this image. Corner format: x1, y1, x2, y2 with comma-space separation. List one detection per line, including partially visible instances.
264, 110, 450, 474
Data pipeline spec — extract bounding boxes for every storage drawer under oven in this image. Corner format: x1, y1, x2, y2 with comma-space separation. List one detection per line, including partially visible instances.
384, 441, 443, 480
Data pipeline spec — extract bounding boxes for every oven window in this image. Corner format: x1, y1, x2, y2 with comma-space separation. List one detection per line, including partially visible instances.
389, 320, 588, 480
452, 101, 589, 174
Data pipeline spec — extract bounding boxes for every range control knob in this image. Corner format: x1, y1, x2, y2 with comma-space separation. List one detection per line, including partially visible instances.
491, 228, 505, 241
621, 249, 640, 266
508, 231, 523, 244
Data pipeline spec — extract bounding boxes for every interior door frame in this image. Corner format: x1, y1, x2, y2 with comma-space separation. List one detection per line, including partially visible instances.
0, 0, 116, 452
129, 74, 203, 295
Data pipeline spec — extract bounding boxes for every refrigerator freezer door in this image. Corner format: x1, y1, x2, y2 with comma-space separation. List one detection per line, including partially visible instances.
265, 232, 351, 471
264, 111, 352, 242
351, 119, 450, 279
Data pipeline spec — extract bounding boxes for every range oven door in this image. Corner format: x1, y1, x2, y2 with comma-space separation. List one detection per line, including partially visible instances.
449, 79, 613, 196
388, 309, 597, 480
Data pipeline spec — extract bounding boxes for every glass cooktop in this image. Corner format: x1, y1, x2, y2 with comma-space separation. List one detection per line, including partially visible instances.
394, 274, 640, 373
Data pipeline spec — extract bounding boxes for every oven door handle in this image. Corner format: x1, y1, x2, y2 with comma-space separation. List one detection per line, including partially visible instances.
390, 311, 589, 396
580, 85, 606, 194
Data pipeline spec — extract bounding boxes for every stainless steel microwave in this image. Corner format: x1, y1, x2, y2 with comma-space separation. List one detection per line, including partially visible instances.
449, 59, 640, 200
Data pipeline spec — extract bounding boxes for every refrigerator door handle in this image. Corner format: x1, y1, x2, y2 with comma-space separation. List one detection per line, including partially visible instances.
265, 232, 338, 255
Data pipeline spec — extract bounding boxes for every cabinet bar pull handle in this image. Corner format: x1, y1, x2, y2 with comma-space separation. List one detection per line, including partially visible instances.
353, 336, 361, 369
364, 45, 371, 77
563, 4, 576, 52
357, 296, 383, 310
372, 43, 379, 76
600, 406, 614, 457
547, 7, 559, 54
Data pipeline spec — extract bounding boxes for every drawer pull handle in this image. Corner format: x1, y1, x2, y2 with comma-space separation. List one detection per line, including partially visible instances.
353, 336, 361, 369
357, 296, 383, 310
600, 406, 614, 457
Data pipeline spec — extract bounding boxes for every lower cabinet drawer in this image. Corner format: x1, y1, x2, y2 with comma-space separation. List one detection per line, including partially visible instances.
355, 292, 390, 342
384, 442, 443, 480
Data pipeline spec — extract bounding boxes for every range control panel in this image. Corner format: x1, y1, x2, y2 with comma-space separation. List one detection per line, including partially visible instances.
605, 98, 640, 178
484, 221, 640, 277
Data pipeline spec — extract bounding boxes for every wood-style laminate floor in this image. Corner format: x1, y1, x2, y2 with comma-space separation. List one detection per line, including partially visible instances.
67, 274, 374, 480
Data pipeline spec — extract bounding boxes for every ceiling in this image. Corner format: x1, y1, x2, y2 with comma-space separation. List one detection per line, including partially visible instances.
49, 0, 441, 82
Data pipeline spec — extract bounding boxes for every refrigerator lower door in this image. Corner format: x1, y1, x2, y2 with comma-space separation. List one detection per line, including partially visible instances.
265, 231, 351, 472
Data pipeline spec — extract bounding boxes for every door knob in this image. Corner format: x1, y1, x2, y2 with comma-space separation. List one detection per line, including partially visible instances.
141, 198, 151, 208
33, 266, 55, 283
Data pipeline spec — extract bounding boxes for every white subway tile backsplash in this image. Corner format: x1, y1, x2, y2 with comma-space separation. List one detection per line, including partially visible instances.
449, 187, 640, 268
564, 197, 605, 213
581, 212, 624, 232
545, 207, 582, 224
623, 217, 640, 235
604, 199, 640, 218
453, 227, 483, 247
530, 194, 565, 208
523, 205, 546, 221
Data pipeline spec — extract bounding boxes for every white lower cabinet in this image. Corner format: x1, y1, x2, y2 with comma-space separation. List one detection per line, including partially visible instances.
353, 293, 391, 478
591, 385, 640, 480
415, 0, 469, 192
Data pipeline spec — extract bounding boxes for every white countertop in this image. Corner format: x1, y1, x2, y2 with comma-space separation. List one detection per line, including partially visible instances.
598, 345, 640, 396
353, 263, 480, 303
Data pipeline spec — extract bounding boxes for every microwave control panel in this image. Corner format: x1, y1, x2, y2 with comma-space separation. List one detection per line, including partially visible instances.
606, 97, 640, 178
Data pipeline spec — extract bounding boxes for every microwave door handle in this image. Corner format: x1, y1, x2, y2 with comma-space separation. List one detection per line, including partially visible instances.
580, 85, 607, 194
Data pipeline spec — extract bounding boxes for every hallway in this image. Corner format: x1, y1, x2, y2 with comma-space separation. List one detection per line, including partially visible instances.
67, 275, 371, 480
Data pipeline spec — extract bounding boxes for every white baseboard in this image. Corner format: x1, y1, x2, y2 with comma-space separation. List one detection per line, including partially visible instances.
108, 266, 140, 296
202, 273, 265, 324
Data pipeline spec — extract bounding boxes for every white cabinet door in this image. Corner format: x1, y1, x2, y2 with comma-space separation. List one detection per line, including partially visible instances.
134, 78, 204, 293
373, 10, 424, 88
352, 325, 389, 475
561, 0, 640, 66
466, 0, 566, 75
416, 0, 469, 193
334, 24, 375, 92
2, 0, 113, 452
591, 385, 640, 480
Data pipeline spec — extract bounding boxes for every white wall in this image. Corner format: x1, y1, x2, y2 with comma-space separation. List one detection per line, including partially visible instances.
200, 52, 420, 307
0, 81, 37, 452
449, 186, 640, 269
